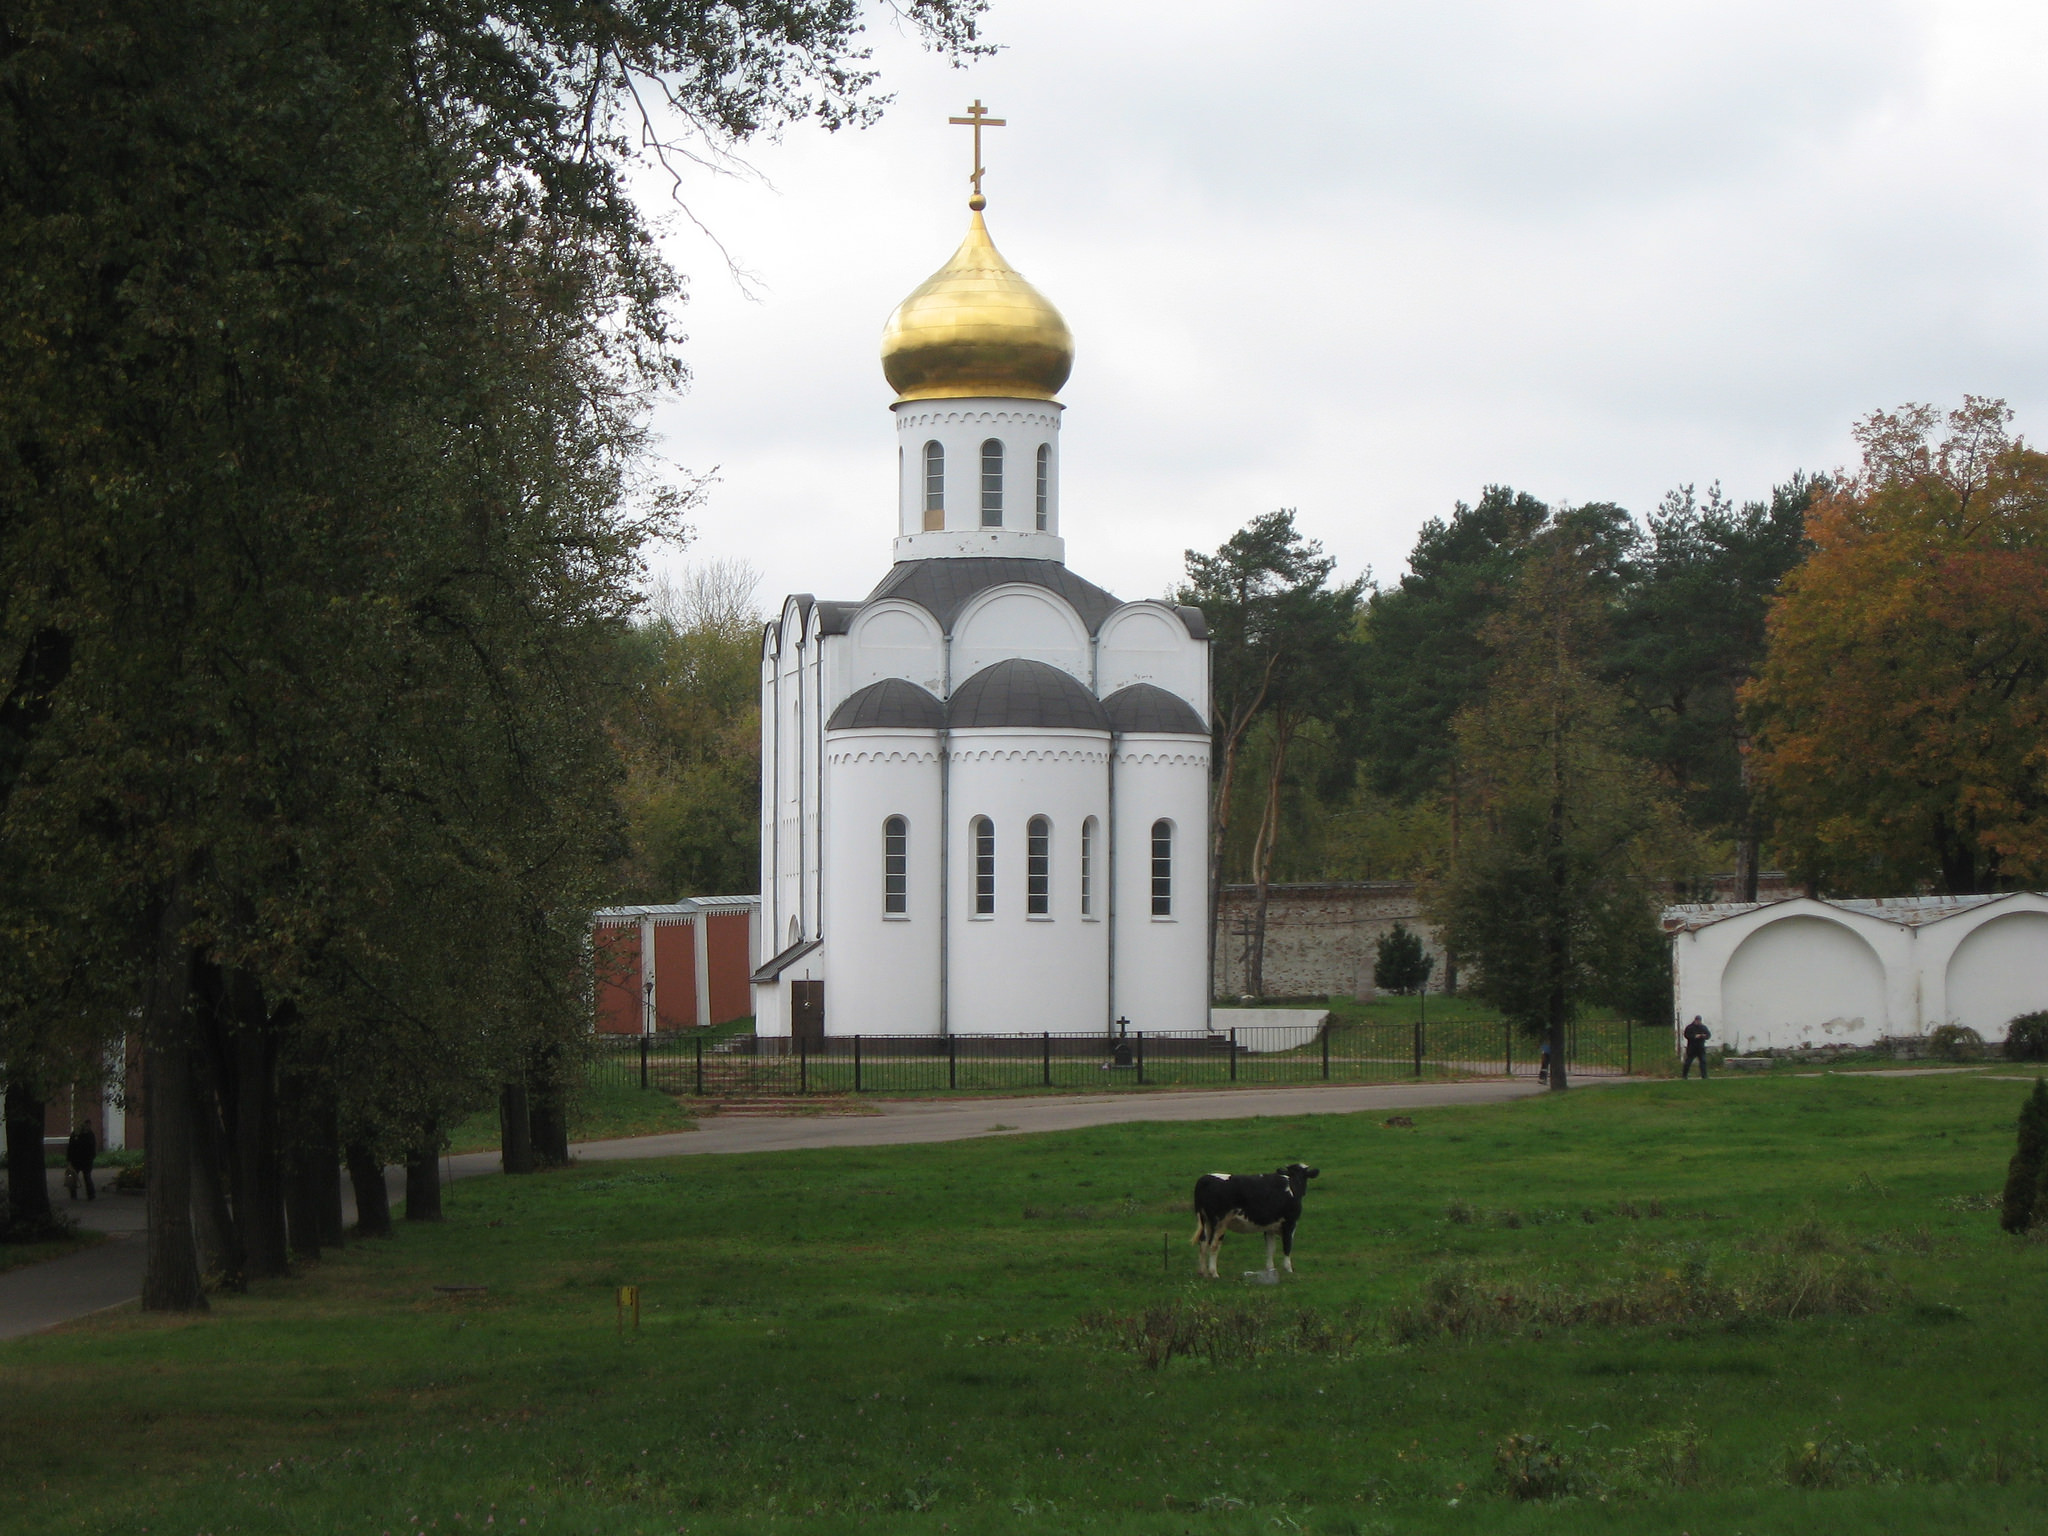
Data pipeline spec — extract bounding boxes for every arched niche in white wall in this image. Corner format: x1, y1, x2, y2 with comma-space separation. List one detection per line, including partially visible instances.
1944, 911, 2048, 1038
1098, 603, 1205, 717
1721, 915, 1888, 1048
845, 602, 945, 698
952, 587, 1090, 687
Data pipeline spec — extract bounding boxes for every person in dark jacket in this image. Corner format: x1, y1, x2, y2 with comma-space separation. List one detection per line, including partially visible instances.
65, 1121, 97, 1201
1682, 1016, 1711, 1079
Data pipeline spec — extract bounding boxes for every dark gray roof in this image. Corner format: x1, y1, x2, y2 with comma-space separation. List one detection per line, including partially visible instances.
948, 659, 1111, 731
1176, 604, 1209, 639
1102, 683, 1207, 735
826, 677, 946, 731
815, 600, 863, 637
865, 559, 1123, 635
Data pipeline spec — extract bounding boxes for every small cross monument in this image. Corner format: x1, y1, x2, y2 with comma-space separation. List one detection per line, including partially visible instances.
948, 99, 1006, 210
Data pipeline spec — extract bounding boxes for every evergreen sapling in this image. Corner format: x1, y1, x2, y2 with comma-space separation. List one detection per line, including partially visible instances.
1999, 1079, 2048, 1234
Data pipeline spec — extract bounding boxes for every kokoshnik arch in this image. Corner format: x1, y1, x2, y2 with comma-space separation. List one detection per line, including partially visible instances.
751, 112, 1213, 1044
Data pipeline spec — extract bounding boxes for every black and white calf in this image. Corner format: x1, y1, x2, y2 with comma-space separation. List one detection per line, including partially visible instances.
1191, 1163, 1320, 1278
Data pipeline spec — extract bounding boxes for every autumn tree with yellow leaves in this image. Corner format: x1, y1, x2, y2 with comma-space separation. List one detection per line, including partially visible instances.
1746, 399, 2048, 893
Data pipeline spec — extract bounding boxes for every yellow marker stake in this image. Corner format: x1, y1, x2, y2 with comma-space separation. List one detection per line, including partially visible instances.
617, 1285, 640, 1336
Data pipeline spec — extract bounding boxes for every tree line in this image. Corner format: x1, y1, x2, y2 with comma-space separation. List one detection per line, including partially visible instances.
0, 0, 985, 1301
1183, 399, 2048, 1087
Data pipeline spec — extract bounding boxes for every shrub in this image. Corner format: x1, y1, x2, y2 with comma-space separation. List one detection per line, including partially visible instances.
2005, 1012, 2048, 1062
1373, 923, 1435, 996
1928, 1024, 1986, 1060
1999, 1079, 2048, 1234
1495, 1434, 1578, 1500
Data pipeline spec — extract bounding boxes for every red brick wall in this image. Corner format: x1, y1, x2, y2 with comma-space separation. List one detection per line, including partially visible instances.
652, 920, 698, 1029
594, 921, 643, 1034
706, 912, 752, 1024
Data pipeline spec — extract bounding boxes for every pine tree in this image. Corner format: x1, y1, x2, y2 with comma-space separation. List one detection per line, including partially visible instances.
1373, 923, 1435, 995
1998, 1079, 2048, 1234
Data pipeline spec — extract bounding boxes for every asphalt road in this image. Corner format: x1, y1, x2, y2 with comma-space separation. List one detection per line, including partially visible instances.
0, 1076, 1560, 1341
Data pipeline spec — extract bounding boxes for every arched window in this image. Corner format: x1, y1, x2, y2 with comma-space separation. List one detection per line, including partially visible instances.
883, 816, 909, 915
1027, 815, 1052, 915
922, 441, 945, 531
1080, 817, 1097, 917
1150, 820, 1173, 917
1035, 443, 1050, 531
972, 815, 996, 916
980, 438, 1004, 527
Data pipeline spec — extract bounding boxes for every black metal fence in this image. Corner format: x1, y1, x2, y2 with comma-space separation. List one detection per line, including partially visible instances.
588, 1017, 1648, 1098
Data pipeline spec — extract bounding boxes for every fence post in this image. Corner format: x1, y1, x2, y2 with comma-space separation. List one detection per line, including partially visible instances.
854, 1034, 863, 1093
1229, 1028, 1238, 1083
640, 1034, 650, 1090
1626, 1022, 1633, 1076
1042, 1032, 1051, 1088
1504, 1022, 1512, 1076
1321, 1023, 1330, 1081
1136, 1032, 1146, 1085
1412, 1018, 1423, 1078
948, 1034, 957, 1090
694, 1032, 704, 1096
799, 1036, 808, 1094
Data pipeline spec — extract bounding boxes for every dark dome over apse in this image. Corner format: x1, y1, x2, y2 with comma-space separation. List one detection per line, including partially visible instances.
826, 677, 946, 731
1101, 683, 1206, 735
947, 659, 1110, 731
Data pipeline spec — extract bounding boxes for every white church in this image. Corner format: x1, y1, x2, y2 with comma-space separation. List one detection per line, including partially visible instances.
750, 171, 1212, 1045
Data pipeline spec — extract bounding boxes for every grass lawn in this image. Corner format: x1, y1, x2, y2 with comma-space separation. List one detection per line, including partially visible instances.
5, 1073, 2047, 1534
448, 1081, 700, 1156
0, 1224, 105, 1276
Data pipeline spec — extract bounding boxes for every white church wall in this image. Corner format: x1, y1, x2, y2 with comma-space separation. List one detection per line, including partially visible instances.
1096, 604, 1208, 721
1669, 893, 2048, 1053
822, 730, 945, 1034
844, 602, 946, 698
952, 586, 1092, 689
947, 728, 1111, 1033
1940, 909, 2048, 1034
1110, 736, 1212, 1033
892, 398, 1065, 562
1719, 914, 1890, 1050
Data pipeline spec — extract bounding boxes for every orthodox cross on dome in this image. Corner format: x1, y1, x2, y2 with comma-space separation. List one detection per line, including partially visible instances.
947, 99, 1006, 209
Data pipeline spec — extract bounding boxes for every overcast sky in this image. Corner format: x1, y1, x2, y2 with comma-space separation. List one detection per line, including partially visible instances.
636, 0, 2048, 613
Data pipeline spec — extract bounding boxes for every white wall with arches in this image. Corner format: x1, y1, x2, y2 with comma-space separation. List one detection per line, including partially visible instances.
1097, 604, 1210, 723
1110, 736, 1212, 1034
892, 397, 1063, 561
821, 729, 945, 1034
946, 728, 1113, 1034
1667, 893, 2048, 1053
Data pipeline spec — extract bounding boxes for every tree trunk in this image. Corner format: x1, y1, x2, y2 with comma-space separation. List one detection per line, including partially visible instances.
313, 1098, 345, 1250
500, 1081, 535, 1175
346, 1143, 392, 1238
3, 1080, 53, 1230
1246, 713, 1298, 999
530, 1054, 569, 1168
1442, 772, 1461, 996
404, 1126, 442, 1222
185, 1050, 244, 1290
141, 890, 206, 1312
284, 1155, 322, 1263
231, 987, 290, 1277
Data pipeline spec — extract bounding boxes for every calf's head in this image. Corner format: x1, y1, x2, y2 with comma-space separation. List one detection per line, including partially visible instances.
1280, 1162, 1320, 1196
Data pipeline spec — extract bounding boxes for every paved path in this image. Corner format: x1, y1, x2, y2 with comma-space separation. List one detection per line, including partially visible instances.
1, 1077, 1570, 1341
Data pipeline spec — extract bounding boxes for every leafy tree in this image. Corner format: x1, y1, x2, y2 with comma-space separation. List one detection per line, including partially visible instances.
0, 0, 985, 1296
1747, 400, 2048, 893
1608, 478, 1819, 899
610, 562, 764, 901
1372, 922, 1435, 996
1430, 544, 1695, 1090
1178, 511, 1363, 994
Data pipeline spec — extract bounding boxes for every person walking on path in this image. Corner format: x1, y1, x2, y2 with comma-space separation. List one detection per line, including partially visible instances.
64, 1122, 97, 1202
1682, 1016, 1711, 1079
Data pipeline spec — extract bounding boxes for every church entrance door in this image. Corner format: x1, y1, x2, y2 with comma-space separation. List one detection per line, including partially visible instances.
791, 980, 825, 1049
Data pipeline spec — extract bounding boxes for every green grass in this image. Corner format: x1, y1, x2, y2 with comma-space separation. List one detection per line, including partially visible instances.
0, 1224, 105, 1275
5, 1073, 2046, 1534
447, 1080, 700, 1155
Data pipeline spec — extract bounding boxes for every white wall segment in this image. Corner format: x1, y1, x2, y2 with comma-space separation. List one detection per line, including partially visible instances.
1097, 603, 1210, 721
952, 586, 1092, 689
1110, 735, 1213, 1034
822, 730, 945, 1034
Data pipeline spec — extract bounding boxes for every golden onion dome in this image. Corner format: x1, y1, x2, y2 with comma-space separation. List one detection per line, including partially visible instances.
881, 205, 1074, 403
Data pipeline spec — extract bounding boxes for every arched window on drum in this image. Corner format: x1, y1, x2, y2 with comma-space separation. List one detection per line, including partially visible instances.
922, 441, 945, 530
980, 439, 1004, 527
